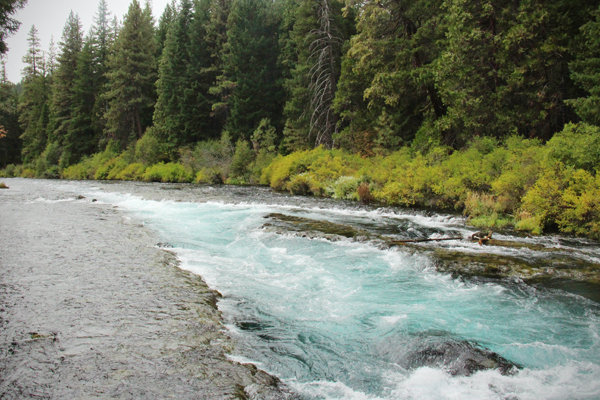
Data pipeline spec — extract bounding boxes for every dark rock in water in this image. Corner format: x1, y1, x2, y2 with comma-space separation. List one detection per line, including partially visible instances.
377, 332, 520, 376
262, 213, 375, 241
76, 195, 85, 199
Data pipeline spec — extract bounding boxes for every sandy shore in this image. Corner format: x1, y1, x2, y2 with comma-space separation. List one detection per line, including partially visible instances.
0, 178, 294, 399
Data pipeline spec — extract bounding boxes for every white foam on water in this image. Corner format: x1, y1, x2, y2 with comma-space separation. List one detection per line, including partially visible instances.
386, 362, 600, 400
290, 380, 383, 400
59, 183, 600, 399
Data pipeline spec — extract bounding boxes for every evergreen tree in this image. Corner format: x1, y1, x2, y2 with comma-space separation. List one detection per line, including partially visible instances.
214, 0, 284, 142
334, 0, 444, 152
90, 0, 113, 138
46, 11, 83, 159
205, 0, 232, 128
64, 35, 97, 164
156, 0, 176, 59
103, 0, 157, 148
154, 0, 193, 151
18, 25, 50, 162
434, 0, 596, 145
568, 5, 600, 126
154, 0, 216, 154
0, 0, 27, 54
0, 59, 22, 166
281, 0, 353, 151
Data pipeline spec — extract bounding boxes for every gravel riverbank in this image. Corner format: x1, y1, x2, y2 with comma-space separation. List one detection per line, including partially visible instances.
0, 178, 295, 399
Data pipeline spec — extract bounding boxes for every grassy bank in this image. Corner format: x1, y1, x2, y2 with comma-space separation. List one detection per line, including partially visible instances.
2, 122, 599, 239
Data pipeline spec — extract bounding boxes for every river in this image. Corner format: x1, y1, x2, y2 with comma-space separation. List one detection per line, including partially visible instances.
11, 179, 600, 399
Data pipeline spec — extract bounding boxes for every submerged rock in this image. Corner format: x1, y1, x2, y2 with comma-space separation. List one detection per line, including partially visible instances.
262, 213, 377, 242
262, 212, 600, 301
377, 332, 520, 376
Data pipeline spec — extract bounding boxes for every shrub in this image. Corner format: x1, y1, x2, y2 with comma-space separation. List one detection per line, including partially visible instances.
62, 163, 89, 180
328, 176, 360, 200
179, 137, 233, 181
230, 139, 255, 182
21, 168, 36, 178
135, 128, 165, 166
3, 164, 15, 177
468, 213, 514, 229
94, 157, 129, 180
143, 162, 192, 183
195, 167, 223, 184
116, 163, 147, 181
546, 122, 600, 173
357, 182, 374, 204
0, 182, 8, 189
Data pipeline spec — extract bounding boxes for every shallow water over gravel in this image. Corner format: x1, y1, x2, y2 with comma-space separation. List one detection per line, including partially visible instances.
3, 179, 600, 400
0, 179, 293, 399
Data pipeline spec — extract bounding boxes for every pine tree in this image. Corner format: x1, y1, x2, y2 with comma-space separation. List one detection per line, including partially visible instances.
281, 0, 353, 151
333, 0, 442, 152
0, 0, 27, 54
215, 0, 284, 142
568, 5, 600, 126
90, 0, 113, 144
63, 35, 97, 164
156, 0, 176, 59
205, 0, 232, 128
103, 0, 157, 148
0, 58, 22, 166
434, 0, 596, 144
18, 25, 50, 162
154, 0, 216, 154
154, 0, 193, 151
46, 11, 83, 156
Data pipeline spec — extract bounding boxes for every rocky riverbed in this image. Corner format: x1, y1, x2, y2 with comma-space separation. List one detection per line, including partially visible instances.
0, 179, 295, 399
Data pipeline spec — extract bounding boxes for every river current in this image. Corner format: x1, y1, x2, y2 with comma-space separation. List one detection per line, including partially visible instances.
53, 181, 600, 399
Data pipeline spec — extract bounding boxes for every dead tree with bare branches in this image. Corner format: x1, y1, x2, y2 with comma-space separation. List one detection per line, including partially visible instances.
307, 0, 343, 148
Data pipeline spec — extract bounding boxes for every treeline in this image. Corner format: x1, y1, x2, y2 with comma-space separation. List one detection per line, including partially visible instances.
1, 0, 600, 237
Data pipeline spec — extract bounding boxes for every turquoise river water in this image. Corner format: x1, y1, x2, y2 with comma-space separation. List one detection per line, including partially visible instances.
62, 181, 600, 399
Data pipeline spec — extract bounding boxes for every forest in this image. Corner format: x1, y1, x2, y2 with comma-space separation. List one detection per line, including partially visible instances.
0, 0, 599, 238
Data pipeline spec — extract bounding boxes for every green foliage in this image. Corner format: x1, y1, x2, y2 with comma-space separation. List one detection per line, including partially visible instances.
545, 123, 600, 173
134, 128, 164, 166
143, 162, 193, 183
328, 176, 360, 200
154, 0, 217, 153
46, 11, 83, 163
229, 139, 255, 182
520, 165, 600, 239
215, 0, 284, 142
116, 163, 147, 181
19, 26, 50, 163
103, 0, 157, 148
179, 135, 234, 183
568, 6, 600, 126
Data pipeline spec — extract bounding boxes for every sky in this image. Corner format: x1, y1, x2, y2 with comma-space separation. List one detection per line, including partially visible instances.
3, 0, 172, 83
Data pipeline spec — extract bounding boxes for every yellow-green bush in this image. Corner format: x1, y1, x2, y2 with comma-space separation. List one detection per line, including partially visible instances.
545, 122, 600, 173
62, 163, 89, 180
143, 162, 192, 183
520, 164, 600, 238
328, 176, 361, 200
195, 167, 224, 184
116, 163, 147, 181
21, 168, 36, 178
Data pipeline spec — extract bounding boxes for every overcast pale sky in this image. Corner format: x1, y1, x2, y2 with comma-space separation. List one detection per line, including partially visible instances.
3, 0, 172, 83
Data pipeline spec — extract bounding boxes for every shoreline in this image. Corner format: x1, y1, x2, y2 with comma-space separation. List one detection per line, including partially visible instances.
0, 178, 295, 399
